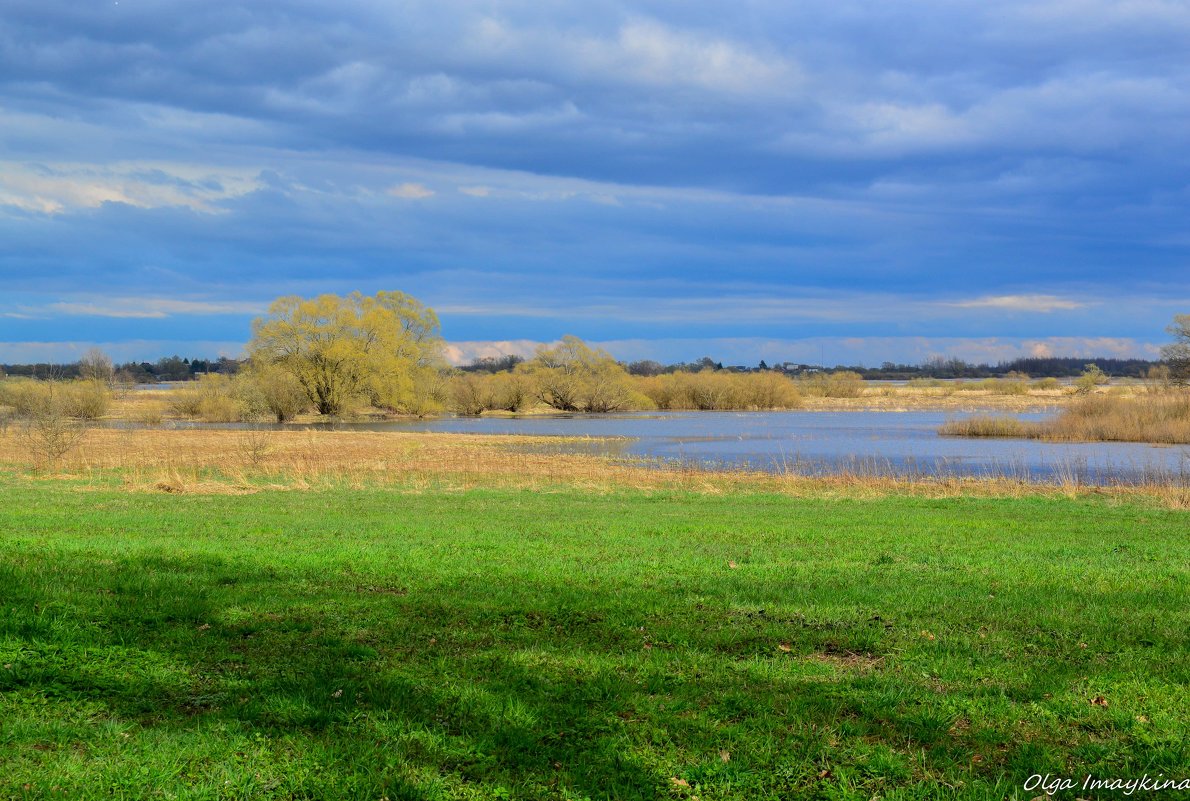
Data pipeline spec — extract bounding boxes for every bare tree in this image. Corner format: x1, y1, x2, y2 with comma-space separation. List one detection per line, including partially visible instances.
79, 347, 115, 385
1162, 314, 1190, 385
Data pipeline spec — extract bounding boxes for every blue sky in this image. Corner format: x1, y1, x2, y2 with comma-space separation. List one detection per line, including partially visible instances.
1, 0, 1188, 366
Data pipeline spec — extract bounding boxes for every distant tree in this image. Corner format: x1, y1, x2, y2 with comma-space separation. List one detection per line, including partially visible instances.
460, 354, 524, 373
1162, 314, 1190, 385
758, 359, 769, 370
626, 360, 665, 377
248, 291, 444, 416
521, 336, 633, 412
155, 356, 190, 381
78, 347, 114, 384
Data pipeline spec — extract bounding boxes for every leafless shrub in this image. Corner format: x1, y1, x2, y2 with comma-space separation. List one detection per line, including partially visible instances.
236, 429, 274, 468
18, 388, 88, 467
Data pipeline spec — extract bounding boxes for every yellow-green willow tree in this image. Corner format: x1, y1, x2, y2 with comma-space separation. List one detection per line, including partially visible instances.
520, 335, 634, 412
248, 291, 445, 416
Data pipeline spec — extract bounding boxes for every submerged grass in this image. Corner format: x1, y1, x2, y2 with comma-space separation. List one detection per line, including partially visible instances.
0, 479, 1187, 799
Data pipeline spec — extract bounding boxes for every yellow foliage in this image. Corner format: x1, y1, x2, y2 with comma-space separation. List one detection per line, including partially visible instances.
520, 336, 634, 412
249, 291, 445, 416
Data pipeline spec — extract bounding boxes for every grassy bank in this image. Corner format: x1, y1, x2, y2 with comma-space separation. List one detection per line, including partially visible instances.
1, 480, 1187, 799
942, 392, 1190, 445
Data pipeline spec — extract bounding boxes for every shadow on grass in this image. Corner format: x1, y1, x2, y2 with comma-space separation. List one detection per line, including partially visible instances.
1, 549, 1185, 799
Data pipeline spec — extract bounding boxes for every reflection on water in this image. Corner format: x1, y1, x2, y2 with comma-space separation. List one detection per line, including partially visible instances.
115, 411, 1190, 484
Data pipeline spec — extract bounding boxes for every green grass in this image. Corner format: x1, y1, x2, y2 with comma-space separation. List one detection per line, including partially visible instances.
1, 480, 1187, 800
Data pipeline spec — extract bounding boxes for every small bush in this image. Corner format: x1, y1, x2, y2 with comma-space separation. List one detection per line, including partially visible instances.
798, 371, 865, 398
167, 375, 246, 422
237, 366, 310, 422
1142, 365, 1173, 393
62, 379, 112, 420
168, 386, 206, 417
199, 393, 242, 423
136, 403, 165, 426
1074, 364, 1110, 395
734, 372, 802, 409
0, 378, 50, 417
0, 378, 111, 420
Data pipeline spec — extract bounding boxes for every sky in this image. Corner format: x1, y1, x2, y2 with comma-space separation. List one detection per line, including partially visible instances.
1, 0, 1188, 367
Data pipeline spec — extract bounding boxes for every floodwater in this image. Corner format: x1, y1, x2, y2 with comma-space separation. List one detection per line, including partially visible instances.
172, 410, 1189, 484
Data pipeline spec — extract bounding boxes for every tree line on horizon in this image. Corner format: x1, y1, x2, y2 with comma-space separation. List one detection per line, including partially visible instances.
0, 349, 1172, 384
2, 293, 1187, 423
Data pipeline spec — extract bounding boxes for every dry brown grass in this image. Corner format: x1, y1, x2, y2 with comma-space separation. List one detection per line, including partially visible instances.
942, 392, 1190, 445
801, 386, 1073, 412
0, 425, 1185, 508
1045, 392, 1190, 444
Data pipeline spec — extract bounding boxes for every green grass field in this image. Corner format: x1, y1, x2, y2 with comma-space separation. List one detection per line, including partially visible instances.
1, 480, 1187, 800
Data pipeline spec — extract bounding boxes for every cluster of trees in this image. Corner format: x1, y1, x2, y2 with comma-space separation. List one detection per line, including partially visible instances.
444, 339, 811, 414
3, 293, 1187, 428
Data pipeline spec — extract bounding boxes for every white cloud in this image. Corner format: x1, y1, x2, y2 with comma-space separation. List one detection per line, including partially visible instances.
0, 161, 260, 215
387, 182, 435, 199
441, 336, 1164, 367
464, 15, 801, 98
0, 340, 247, 363
601, 18, 800, 96
444, 339, 547, 365
948, 295, 1087, 312
41, 299, 268, 319
438, 292, 1094, 326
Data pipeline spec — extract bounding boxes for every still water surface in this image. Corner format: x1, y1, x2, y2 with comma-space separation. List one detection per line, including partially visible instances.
243, 410, 1188, 483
